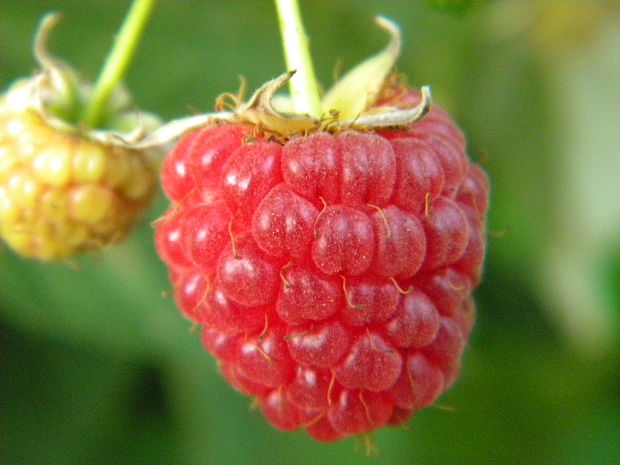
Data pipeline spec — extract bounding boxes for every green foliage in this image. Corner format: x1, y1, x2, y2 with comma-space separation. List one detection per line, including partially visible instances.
421, 0, 487, 14
1, 1, 619, 464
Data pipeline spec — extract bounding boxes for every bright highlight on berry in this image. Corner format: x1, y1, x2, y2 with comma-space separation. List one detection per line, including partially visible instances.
155, 3, 489, 444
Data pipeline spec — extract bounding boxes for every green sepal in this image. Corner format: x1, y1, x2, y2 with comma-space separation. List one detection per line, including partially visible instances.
320, 16, 401, 120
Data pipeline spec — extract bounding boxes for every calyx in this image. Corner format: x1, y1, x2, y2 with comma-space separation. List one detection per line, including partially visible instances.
129, 16, 432, 149
2, 14, 161, 151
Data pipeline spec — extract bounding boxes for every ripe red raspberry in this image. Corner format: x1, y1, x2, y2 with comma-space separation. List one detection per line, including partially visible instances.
155, 81, 489, 441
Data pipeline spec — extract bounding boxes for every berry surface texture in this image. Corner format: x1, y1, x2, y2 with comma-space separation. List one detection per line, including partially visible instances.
155, 83, 489, 442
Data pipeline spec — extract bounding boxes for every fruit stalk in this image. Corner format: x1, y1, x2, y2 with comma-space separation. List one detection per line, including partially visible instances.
83, 0, 156, 128
274, 0, 322, 117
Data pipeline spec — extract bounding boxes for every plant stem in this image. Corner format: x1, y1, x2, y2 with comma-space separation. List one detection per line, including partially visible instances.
274, 0, 322, 117
83, 0, 156, 128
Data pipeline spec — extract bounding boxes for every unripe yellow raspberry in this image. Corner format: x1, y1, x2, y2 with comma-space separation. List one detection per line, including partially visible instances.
0, 104, 156, 261
0, 13, 162, 261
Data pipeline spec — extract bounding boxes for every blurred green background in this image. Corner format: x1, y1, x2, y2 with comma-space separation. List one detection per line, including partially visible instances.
1, 1, 619, 464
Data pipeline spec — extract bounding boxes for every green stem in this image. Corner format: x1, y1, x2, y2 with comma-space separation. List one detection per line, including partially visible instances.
83, 0, 156, 128
274, 0, 322, 117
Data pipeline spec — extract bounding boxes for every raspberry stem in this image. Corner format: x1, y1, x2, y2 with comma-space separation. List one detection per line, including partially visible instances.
83, 0, 156, 128
274, 0, 322, 117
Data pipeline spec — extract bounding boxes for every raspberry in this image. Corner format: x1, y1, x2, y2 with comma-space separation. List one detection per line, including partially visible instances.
0, 14, 158, 260
0, 105, 155, 260
154, 15, 488, 442
155, 91, 488, 441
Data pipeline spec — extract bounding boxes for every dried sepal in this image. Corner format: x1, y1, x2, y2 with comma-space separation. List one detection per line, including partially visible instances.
236, 71, 318, 135
343, 86, 432, 129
